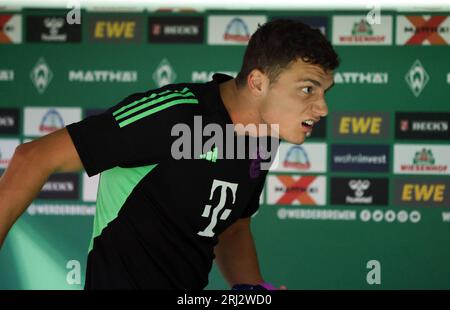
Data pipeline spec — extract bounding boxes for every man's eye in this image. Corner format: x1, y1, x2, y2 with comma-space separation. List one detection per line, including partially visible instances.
302, 86, 313, 94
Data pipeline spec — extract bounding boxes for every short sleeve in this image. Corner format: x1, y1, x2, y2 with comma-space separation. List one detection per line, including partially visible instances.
66, 85, 199, 176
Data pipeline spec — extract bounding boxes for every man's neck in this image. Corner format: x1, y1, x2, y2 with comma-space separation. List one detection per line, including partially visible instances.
219, 79, 263, 127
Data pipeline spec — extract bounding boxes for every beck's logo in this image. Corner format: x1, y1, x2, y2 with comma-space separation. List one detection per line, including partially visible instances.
198, 179, 238, 237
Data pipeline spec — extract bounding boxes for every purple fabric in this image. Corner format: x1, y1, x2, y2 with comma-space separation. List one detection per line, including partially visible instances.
259, 282, 277, 290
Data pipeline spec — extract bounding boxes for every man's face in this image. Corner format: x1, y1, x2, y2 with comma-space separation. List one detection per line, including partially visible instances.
259, 59, 334, 144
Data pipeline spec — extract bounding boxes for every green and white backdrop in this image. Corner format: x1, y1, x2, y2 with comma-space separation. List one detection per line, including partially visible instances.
0, 8, 449, 289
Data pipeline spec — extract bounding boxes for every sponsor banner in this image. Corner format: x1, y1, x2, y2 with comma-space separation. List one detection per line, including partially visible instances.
267, 175, 326, 206
27, 203, 96, 216
330, 177, 389, 205
0, 69, 14, 81
394, 144, 450, 175
334, 72, 388, 84
332, 15, 393, 45
82, 173, 99, 202
87, 15, 144, 43
148, 16, 204, 43
0, 138, 20, 168
270, 16, 328, 36
0, 14, 22, 43
26, 15, 81, 43
395, 112, 450, 140
37, 173, 80, 200
0, 108, 19, 134
207, 15, 266, 45
332, 112, 390, 140
68, 70, 138, 83
24, 107, 81, 137
269, 142, 327, 173
191, 71, 237, 83
393, 177, 450, 207
330, 144, 389, 172
396, 15, 450, 45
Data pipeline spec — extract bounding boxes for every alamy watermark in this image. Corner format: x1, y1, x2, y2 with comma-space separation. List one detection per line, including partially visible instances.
171, 116, 280, 171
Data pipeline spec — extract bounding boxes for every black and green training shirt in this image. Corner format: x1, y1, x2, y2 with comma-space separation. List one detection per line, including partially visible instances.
66, 74, 277, 289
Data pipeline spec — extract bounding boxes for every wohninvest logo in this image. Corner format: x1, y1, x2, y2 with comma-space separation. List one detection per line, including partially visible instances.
331, 144, 389, 172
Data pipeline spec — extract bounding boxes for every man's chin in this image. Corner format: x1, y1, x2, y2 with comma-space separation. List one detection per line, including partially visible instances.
281, 133, 306, 145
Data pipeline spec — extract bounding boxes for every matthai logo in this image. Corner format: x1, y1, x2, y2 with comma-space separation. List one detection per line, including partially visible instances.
405, 59, 429, 97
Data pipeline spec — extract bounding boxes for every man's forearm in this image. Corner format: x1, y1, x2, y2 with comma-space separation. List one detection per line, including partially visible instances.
214, 218, 264, 287
0, 144, 56, 247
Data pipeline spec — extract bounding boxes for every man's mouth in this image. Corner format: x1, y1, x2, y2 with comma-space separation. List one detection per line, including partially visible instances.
301, 119, 314, 128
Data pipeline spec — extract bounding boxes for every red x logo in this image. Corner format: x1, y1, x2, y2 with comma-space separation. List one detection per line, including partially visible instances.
406, 16, 448, 45
276, 176, 317, 205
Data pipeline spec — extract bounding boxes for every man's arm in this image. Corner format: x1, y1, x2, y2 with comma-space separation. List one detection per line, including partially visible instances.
214, 217, 264, 287
0, 128, 83, 247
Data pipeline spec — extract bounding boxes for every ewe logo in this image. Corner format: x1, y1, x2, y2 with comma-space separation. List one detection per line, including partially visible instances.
333, 112, 389, 140
393, 178, 449, 207
30, 58, 53, 94
39, 109, 64, 134
405, 60, 429, 97
153, 58, 176, 87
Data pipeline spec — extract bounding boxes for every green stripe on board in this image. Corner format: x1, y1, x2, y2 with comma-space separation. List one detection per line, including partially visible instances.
118, 98, 199, 128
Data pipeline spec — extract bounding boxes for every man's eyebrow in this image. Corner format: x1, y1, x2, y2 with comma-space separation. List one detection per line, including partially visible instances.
298, 78, 322, 87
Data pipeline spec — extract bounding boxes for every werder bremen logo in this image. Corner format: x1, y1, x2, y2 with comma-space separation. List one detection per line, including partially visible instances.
352, 19, 373, 35
30, 57, 53, 94
153, 58, 176, 87
405, 60, 429, 97
413, 148, 435, 165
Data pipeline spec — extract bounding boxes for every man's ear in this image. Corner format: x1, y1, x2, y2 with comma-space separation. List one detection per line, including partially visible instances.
247, 69, 269, 97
